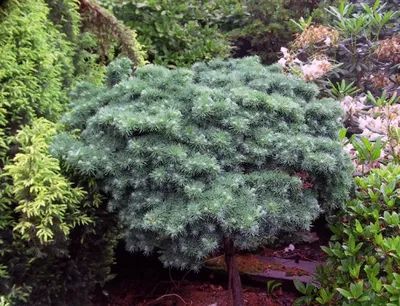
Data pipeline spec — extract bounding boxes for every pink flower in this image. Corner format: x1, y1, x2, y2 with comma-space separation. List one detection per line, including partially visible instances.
301, 59, 332, 81
280, 47, 290, 59
278, 58, 287, 67
358, 117, 368, 130
301, 64, 317, 80
324, 37, 332, 46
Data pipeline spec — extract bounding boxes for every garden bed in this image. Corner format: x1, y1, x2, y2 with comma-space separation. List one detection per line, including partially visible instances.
204, 250, 323, 285
95, 241, 324, 305
95, 280, 297, 306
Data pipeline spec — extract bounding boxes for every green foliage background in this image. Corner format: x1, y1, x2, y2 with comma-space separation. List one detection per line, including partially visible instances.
99, 0, 339, 66
100, 0, 244, 67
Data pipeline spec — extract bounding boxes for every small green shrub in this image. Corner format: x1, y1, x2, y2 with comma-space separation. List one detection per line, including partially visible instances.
102, 0, 242, 67
329, 80, 359, 100
51, 56, 353, 303
307, 164, 400, 305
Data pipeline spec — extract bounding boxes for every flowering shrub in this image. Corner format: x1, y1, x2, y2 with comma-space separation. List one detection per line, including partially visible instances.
278, 47, 334, 82
287, 3, 400, 306
291, 24, 339, 51
294, 89, 400, 305
301, 58, 333, 82
279, 1, 399, 94
340, 92, 400, 174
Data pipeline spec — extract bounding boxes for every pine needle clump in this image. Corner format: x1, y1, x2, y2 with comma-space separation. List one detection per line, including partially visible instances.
52, 56, 353, 270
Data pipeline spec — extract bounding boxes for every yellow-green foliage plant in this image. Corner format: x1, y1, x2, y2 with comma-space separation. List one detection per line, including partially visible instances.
0, 118, 88, 305
5, 119, 89, 245
0, 0, 137, 304
0, 2, 75, 300
1, 118, 118, 306
0, 0, 73, 161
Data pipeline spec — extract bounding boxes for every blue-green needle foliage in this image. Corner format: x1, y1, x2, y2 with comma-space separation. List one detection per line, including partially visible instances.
52, 56, 353, 270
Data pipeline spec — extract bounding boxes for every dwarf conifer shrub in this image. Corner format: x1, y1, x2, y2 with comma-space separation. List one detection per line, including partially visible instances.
52, 56, 353, 304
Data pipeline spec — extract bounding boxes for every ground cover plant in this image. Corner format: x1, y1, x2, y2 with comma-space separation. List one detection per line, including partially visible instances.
51, 56, 353, 305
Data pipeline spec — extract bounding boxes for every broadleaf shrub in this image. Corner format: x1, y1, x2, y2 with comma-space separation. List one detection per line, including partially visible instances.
309, 164, 400, 305
102, 0, 243, 67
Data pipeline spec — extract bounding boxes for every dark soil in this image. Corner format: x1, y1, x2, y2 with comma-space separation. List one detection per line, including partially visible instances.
94, 280, 297, 306
94, 229, 328, 305
260, 241, 327, 262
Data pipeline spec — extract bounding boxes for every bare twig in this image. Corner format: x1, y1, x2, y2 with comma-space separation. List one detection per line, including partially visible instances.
169, 268, 178, 288
146, 293, 188, 305
202, 254, 224, 264
180, 269, 192, 284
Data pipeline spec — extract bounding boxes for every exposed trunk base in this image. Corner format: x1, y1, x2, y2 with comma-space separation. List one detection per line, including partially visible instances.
224, 238, 244, 306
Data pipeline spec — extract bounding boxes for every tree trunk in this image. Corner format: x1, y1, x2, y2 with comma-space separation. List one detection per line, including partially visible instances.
224, 238, 244, 306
